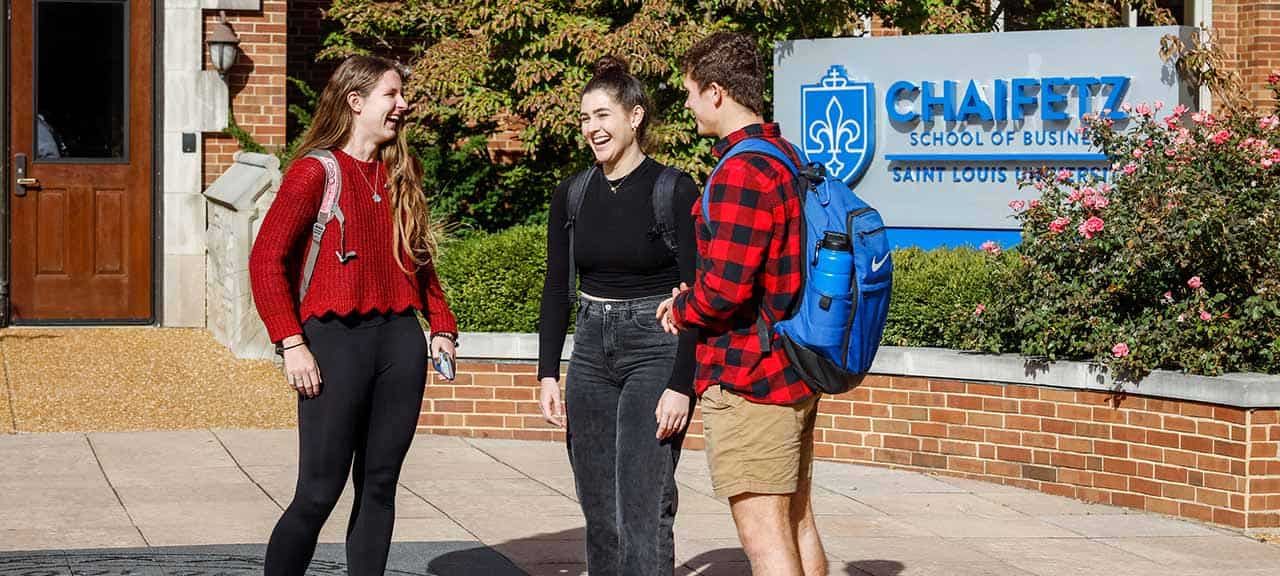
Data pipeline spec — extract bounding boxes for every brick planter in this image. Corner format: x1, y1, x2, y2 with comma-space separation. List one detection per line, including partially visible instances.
420, 334, 1280, 533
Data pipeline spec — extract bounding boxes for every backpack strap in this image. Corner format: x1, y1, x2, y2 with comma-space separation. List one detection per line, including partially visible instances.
651, 166, 681, 255
701, 139, 802, 223
297, 150, 347, 303
699, 139, 806, 353
563, 166, 597, 304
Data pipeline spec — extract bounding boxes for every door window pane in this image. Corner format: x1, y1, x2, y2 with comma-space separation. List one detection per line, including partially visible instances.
36, 0, 128, 160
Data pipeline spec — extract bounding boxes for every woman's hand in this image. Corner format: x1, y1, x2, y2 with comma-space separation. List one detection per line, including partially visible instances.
654, 389, 691, 440
539, 378, 566, 428
282, 335, 322, 398
429, 335, 457, 382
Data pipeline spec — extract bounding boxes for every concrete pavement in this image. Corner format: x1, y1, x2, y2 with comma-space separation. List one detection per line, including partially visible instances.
2, 430, 1279, 575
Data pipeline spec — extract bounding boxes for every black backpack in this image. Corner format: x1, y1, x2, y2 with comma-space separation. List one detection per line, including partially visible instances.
562, 165, 682, 301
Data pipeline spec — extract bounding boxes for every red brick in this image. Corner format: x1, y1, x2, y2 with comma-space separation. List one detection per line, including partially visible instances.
1130, 478, 1163, 497
968, 383, 1005, 396
465, 414, 505, 428
1103, 457, 1138, 475
1059, 468, 1093, 486
1203, 472, 1240, 492
852, 403, 891, 418
1094, 472, 1129, 491
1079, 423, 1111, 439
1042, 419, 1076, 435
494, 387, 535, 401
433, 400, 475, 413
474, 400, 517, 414
986, 429, 1021, 445
997, 446, 1033, 463
928, 408, 967, 424
1146, 430, 1180, 449
1054, 452, 1088, 470
890, 377, 931, 391
1006, 415, 1041, 431
1024, 433, 1057, 449
1128, 411, 1163, 429
984, 398, 1020, 413
1198, 421, 1231, 440
1057, 404, 1093, 421
424, 386, 453, 399
1076, 487, 1111, 504
947, 395, 984, 410
1060, 438, 1093, 454
1214, 406, 1248, 425
1214, 508, 1247, 528
1254, 410, 1280, 425
872, 419, 910, 434
912, 452, 948, 469
986, 461, 1021, 477
871, 389, 911, 405
1213, 440, 1246, 459
1040, 389, 1078, 403
890, 405, 927, 421
979, 444, 996, 459
919, 438, 939, 453
1093, 407, 1128, 424
1023, 465, 1057, 482
1181, 502, 1215, 523
1197, 487, 1231, 508
950, 426, 985, 442
1112, 426, 1146, 443
1164, 415, 1197, 433
1145, 399, 1183, 416
968, 412, 1004, 428
939, 440, 977, 456
883, 435, 919, 451
1250, 478, 1280, 493
1164, 482, 1197, 502
912, 422, 948, 438
471, 374, 512, 388
928, 379, 967, 393
909, 392, 947, 407
1111, 492, 1145, 510
1198, 454, 1234, 474
1182, 403, 1214, 418
874, 449, 912, 465
1005, 386, 1041, 399
951, 456, 985, 474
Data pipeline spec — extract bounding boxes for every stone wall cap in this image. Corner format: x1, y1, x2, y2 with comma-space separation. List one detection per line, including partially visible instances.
453, 333, 1280, 408
204, 155, 279, 211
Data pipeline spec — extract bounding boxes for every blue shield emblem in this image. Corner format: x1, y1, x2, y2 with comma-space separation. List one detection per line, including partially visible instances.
802, 65, 875, 184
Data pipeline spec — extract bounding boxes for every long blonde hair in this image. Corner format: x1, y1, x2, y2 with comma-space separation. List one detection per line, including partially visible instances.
291, 55, 436, 271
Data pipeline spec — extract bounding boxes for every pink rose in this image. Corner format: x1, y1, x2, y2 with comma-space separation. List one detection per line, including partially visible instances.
1259, 116, 1280, 131
1269, 72, 1280, 85
1177, 313, 1186, 323
1133, 148, 1145, 159
1029, 200, 1041, 209
1210, 130, 1232, 145
1077, 216, 1104, 239
1264, 158, 1275, 169
1136, 103, 1152, 117
981, 241, 1002, 255
1121, 103, 1133, 113
1067, 189, 1083, 203
1112, 342, 1130, 358
1200, 310, 1212, 322
1154, 101, 1165, 111
1123, 162, 1138, 175
1057, 169, 1073, 181
1172, 104, 1188, 117
1008, 200, 1026, 211
1162, 291, 1174, 304
1191, 111, 1215, 126
1049, 217, 1071, 234
974, 303, 986, 316
1165, 148, 1177, 157
1187, 276, 1202, 289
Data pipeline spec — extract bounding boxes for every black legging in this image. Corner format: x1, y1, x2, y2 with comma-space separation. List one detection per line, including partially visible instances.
264, 310, 428, 576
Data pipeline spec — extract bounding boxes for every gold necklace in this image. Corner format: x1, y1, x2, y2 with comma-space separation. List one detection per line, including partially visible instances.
606, 157, 645, 194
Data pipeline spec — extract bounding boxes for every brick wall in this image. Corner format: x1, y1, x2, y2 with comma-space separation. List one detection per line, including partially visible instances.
1215, 0, 1280, 105
202, 2, 288, 188
421, 361, 1280, 532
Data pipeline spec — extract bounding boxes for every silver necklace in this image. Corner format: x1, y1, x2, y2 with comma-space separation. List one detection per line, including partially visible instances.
355, 162, 383, 203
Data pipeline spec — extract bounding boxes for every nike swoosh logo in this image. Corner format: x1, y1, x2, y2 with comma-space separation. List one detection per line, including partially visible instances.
870, 254, 889, 272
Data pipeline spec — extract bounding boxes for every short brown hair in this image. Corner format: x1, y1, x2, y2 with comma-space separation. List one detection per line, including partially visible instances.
680, 32, 765, 116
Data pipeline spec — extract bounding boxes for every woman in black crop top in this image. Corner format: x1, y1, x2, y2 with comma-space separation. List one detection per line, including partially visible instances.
537, 56, 698, 576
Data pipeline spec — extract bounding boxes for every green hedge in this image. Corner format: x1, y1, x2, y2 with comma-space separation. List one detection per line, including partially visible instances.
436, 226, 993, 348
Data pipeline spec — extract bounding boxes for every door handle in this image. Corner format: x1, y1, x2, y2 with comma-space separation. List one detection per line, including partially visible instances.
13, 153, 37, 197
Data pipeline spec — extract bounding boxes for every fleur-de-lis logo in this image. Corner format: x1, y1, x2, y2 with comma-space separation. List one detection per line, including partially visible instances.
802, 65, 876, 183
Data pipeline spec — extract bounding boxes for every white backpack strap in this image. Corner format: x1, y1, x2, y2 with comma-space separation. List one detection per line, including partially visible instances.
299, 150, 343, 303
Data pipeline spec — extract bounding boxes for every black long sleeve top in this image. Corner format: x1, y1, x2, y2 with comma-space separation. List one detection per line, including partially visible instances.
538, 157, 699, 396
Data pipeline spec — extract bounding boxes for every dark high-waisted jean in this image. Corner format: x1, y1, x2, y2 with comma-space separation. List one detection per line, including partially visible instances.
567, 294, 684, 576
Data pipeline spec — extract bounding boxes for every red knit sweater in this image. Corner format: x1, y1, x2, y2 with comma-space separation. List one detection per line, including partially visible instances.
249, 149, 457, 343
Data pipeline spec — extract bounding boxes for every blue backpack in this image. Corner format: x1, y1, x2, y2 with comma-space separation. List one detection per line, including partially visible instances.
701, 139, 892, 394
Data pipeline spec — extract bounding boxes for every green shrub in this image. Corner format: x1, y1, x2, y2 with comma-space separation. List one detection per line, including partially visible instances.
883, 247, 1009, 349
437, 226, 1005, 347
435, 225, 547, 332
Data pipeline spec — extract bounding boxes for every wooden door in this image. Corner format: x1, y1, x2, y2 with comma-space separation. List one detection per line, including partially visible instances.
9, 0, 153, 322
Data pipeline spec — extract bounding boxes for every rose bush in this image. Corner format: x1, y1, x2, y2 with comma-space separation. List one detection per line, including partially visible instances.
961, 74, 1280, 381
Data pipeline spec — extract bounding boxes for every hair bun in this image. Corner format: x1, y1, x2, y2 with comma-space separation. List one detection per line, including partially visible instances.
592, 55, 630, 77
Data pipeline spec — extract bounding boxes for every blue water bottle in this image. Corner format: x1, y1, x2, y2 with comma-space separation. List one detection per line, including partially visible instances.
813, 231, 854, 298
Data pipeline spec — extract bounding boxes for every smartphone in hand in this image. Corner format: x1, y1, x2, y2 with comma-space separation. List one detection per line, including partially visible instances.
433, 350, 455, 380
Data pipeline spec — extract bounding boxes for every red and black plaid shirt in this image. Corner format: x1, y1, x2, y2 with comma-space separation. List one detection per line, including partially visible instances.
672, 123, 812, 405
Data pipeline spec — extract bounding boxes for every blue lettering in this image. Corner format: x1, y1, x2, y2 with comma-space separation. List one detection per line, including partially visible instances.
1067, 76, 1099, 117
956, 80, 994, 122
1040, 77, 1069, 121
1100, 76, 1130, 120
993, 80, 1009, 121
920, 80, 957, 123
886, 81, 919, 123
1010, 78, 1038, 121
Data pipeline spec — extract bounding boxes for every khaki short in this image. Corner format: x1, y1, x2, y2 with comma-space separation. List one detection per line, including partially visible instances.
700, 385, 820, 499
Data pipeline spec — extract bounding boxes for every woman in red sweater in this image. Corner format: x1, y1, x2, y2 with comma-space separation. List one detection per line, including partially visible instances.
248, 55, 457, 576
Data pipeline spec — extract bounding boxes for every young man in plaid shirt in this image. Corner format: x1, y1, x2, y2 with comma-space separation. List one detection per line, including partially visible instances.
657, 32, 827, 576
